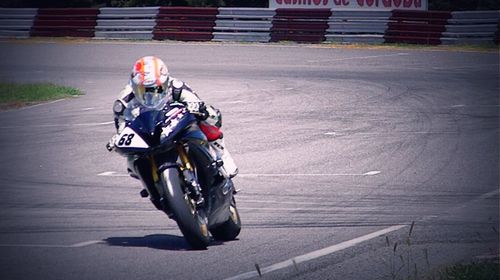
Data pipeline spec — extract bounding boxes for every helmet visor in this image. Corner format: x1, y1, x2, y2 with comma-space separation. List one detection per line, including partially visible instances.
136, 86, 167, 109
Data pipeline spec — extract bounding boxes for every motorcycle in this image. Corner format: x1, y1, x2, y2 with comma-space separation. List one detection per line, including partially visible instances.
108, 102, 241, 249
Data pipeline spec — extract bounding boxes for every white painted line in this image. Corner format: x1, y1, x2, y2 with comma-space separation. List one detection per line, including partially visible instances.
0, 121, 114, 129
1, 99, 65, 113
98, 171, 128, 177
81, 107, 94, 111
326, 131, 459, 136
0, 244, 70, 248
225, 100, 246, 104
451, 104, 500, 108
223, 225, 407, 280
307, 53, 409, 63
0, 240, 103, 248
99, 171, 381, 177
74, 121, 114, 126
69, 240, 104, 248
239, 171, 381, 177
364, 170, 381, 176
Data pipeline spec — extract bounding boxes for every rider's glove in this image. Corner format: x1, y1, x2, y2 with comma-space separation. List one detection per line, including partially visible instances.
186, 102, 208, 120
106, 134, 118, 152
186, 101, 201, 113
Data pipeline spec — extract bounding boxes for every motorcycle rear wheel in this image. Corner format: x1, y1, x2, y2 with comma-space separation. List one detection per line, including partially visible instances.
161, 168, 210, 249
210, 197, 241, 241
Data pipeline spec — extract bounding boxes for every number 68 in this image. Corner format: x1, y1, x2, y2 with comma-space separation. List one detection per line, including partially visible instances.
118, 134, 135, 146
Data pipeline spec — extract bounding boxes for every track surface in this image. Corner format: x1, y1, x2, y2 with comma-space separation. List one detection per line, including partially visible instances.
0, 40, 498, 280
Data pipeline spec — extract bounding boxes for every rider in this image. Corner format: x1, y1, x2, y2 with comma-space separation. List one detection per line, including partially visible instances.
108, 55, 238, 180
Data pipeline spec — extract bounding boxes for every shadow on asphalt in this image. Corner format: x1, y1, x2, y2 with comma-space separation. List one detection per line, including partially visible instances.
104, 234, 196, 251
104, 234, 230, 251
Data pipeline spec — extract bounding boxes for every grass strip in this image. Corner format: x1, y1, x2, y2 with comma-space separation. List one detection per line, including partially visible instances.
318, 42, 499, 53
438, 262, 499, 280
0, 83, 82, 109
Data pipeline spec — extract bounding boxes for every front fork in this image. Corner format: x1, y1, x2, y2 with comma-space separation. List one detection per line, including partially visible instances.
146, 143, 201, 199
140, 144, 204, 217
135, 144, 203, 213
176, 144, 204, 206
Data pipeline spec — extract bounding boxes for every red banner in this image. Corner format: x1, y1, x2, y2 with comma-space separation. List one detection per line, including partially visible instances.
270, 0, 427, 10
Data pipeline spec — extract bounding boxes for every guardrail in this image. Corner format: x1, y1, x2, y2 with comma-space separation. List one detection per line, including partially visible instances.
214, 8, 275, 42
0, 8, 38, 38
496, 22, 500, 45
271, 9, 331, 42
31, 8, 99, 37
95, 7, 158, 40
385, 10, 451, 45
326, 11, 391, 44
442, 10, 500, 45
0, 7, 497, 45
154, 7, 218, 41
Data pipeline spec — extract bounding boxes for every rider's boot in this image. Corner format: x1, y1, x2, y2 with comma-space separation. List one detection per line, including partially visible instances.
209, 138, 238, 178
202, 106, 238, 178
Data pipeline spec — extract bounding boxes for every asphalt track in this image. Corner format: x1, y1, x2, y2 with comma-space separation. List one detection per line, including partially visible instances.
0, 39, 498, 280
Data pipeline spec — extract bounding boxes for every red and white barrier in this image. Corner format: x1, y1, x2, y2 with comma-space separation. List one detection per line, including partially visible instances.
96, 7, 158, 40
384, 10, 451, 45
153, 7, 218, 41
443, 11, 500, 45
31, 8, 99, 37
271, 9, 331, 42
0, 7, 498, 45
0, 8, 38, 38
214, 8, 275, 42
326, 10, 391, 44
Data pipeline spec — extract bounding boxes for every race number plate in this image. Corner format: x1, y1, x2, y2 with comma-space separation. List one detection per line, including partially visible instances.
115, 127, 149, 149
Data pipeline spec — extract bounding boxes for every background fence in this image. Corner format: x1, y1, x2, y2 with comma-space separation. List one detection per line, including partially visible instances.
214, 8, 275, 42
0, 8, 37, 38
271, 9, 331, 43
384, 10, 451, 45
153, 7, 218, 41
0, 7, 498, 45
95, 7, 158, 40
326, 11, 391, 44
31, 8, 99, 37
443, 10, 499, 45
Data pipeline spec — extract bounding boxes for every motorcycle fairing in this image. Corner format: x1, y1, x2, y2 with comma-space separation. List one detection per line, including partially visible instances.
113, 103, 236, 234
115, 127, 149, 149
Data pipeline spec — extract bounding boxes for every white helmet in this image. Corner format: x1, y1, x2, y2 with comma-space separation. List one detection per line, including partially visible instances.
130, 56, 170, 108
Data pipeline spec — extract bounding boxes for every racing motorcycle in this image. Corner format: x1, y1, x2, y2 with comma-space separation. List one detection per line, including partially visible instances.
108, 102, 241, 249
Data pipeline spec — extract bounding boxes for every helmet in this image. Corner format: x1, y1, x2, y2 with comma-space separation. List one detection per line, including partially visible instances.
130, 56, 170, 108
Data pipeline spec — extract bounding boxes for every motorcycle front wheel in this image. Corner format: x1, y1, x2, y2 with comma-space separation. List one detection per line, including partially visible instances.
210, 197, 241, 241
160, 168, 210, 249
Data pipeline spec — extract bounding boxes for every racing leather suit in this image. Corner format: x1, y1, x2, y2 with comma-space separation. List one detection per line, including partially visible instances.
112, 78, 238, 179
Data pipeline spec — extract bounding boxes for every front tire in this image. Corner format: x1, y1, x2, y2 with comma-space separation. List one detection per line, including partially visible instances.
161, 168, 210, 249
210, 197, 241, 241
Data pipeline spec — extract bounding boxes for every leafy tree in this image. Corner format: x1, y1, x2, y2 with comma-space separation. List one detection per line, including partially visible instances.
2, 0, 94, 7
224, 0, 267, 7
429, 0, 499, 10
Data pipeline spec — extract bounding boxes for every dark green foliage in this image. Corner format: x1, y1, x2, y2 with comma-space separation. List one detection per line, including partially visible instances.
224, 0, 267, 7
0, 0, 225, 7
107, 0, 185, 8
439, 262, 500, 280
2, 0, 97, 8
428, 0, 499, 11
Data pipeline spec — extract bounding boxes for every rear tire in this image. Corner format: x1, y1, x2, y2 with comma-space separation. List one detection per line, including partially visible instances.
161, 168, 210, 249
211, 197, 241, 241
